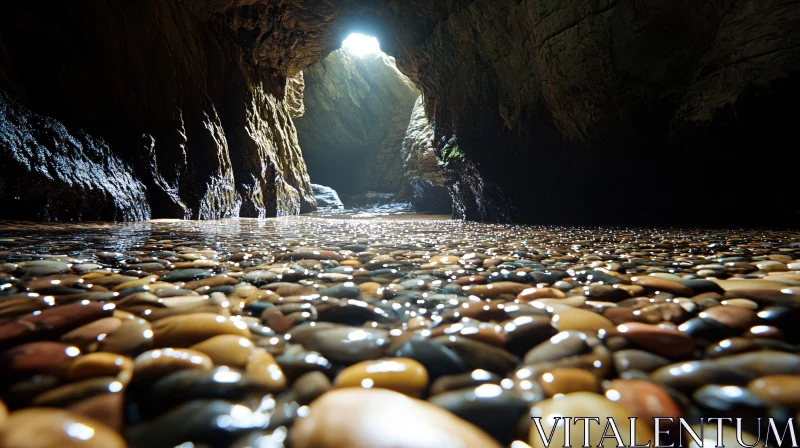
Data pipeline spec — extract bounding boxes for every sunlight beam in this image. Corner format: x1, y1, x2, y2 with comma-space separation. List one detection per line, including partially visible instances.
342, 33, 381, 57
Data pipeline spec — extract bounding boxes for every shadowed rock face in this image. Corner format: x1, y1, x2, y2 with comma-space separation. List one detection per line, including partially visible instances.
0, 0, 797, 225
295, 50, 420, 198
395, 0, 800, 225
0, 92, 148, 221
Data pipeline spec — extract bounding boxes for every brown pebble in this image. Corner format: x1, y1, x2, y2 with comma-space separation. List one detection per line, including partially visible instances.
517, 287, 566, 301
464, 281, 529, 299
633, 276, 693, 296
552, 309, 615, 333
291, 388, 501, 447
190, 334, 255, 368
60, 318, 123, 352
132, 348, 212, 385
529, 392, 654, 448
97, 317, 153, 355
245, 348, 287, 392
538, 367, 598, 397
150, 313, 250, 347
334, 358, 428, 396
67, 392, 124, 431
66, 353, 134, 384
747, 375, 800, 408
0, 408, 126, 447
699, 305, 759, 329
605, 379, 682, 424
1, 341, 80, 380
617, 322, 696, 358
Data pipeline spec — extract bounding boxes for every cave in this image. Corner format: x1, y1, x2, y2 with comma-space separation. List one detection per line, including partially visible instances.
292, 32, 450, 213
2, 0, 796, 225
0, 1, 799, 447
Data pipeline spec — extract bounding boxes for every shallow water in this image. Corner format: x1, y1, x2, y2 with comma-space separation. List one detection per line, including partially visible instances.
0, 215, 798, 447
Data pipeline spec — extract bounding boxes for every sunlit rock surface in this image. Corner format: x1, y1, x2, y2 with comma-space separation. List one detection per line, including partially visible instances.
0, 92, 149, 221
0, 1, 315, 221
286, 72, 306, 119
400, 97, 451, 214
311, 184, 343, 209
295, 49, 420, 198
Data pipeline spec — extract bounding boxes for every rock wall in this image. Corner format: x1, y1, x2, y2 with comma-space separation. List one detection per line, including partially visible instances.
0, 92, 148, 221
0, 0, 797, 225
400, 97, 451, 213
384, 0, 800, 225
294, 50, 420, 198
0, 0, 315, 220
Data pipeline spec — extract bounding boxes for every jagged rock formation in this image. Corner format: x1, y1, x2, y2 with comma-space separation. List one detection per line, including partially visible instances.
0, 0, 797, 225
0, 1, 315, 221
400, 97, 450, 213
0, 92, 148, 221
286, 73, 306, 119
294, 50, 420, 198
389, 0, 800, 225
312, 184, 343, 208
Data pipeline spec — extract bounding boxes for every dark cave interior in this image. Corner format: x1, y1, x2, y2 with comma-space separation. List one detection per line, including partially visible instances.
0, 0, 797, 225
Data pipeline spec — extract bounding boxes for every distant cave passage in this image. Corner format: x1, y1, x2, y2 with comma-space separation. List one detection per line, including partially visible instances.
291, 33, 451, 213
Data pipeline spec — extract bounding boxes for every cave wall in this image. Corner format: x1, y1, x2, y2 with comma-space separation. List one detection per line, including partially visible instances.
400, 97, 451, 213
383, 0, 800, 225
0, 0, 797, 225
0, 92, 148, 221
0, 0, 315, 220
294, 50, 420, 198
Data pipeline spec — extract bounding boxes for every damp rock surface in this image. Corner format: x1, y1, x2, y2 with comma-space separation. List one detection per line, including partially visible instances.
0, 92, 149, 221
400, 96, 451, 214
0, 216, 798, 446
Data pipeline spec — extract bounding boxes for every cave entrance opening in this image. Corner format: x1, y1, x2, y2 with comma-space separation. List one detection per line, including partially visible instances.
341, 33, 381, 58
292, 32, 437, 213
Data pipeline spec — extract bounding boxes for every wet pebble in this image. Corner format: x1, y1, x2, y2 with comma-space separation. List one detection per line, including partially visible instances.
747, 375, 800, 408
150, 313, 250, 348
132, 348, 213, 385
428, 384, 528, 444
2, 219, 798, 446
298, 325, 390, 363
529, 392, 655, 448
538, 367, 598, 397
334, 357, 428, 396
0, 408, 126, 447
291, 388, 501, 447
617, 322, 696, 359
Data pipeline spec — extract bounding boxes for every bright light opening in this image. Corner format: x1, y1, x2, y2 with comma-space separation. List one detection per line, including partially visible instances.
342, 33, 381, 57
